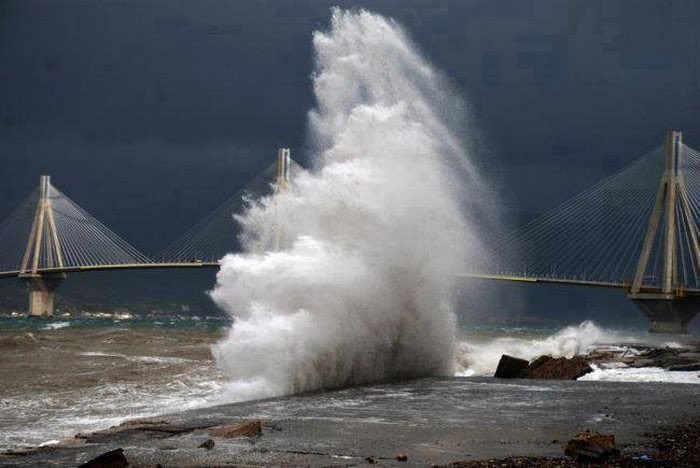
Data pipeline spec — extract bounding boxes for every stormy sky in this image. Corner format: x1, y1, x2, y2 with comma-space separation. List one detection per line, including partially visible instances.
1, 1, 699, 326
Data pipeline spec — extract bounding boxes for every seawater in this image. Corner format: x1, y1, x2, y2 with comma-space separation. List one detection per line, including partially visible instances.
0, 316, 228, 450
1, 317, 697, 450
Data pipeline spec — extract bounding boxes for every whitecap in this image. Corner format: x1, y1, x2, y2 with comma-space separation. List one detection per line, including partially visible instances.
40, 321, 70, 331
456, 321, 615, 375
579, 365, 700, 384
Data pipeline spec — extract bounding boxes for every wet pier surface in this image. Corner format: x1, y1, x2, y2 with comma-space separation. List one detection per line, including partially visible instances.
2, 377, 699, 467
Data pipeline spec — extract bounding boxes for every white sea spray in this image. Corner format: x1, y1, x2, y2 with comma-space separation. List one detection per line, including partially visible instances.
210, 8, 487, 401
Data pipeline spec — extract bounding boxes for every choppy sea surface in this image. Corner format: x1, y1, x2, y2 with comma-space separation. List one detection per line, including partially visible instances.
0, 316, 698, 450
0, 316, 228, 450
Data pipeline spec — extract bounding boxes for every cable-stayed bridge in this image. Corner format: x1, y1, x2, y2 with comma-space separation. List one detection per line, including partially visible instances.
469, 130, 700, 333
0, 148, 301, 317
1, 131, 699, 333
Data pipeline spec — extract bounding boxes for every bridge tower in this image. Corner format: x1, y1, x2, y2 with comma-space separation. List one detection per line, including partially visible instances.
18, 175, 66, 317
627, 130, 700, 333
275, 147, 291, 193
273, 148, 291, 251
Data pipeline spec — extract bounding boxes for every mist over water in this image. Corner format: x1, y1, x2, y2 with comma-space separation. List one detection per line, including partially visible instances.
210, 8, 487, 401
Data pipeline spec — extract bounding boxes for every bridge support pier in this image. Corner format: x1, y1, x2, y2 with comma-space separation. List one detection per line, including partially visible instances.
23, 275, 65, 318
630, 296, 699, 334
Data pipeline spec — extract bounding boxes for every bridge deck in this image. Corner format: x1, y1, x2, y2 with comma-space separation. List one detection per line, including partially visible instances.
0, 262, 221, 279
3, 267, 700, 297
462, 273, 700, 295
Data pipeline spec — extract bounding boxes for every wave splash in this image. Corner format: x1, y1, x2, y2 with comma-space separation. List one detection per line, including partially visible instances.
210, 8, 485, 401
456, 321, 617, 376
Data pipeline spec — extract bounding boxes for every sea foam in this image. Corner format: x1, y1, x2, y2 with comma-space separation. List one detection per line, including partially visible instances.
579, 365, 700, 384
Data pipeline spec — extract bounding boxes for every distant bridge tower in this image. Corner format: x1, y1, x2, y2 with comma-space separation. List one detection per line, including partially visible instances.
274, 148, 291, 251
275, 147, 291, 194
18, 175, 66, 317
628, 130, 700, 333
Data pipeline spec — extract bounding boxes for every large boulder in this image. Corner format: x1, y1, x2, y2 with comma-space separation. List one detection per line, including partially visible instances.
77, 448, 129, 468
564, 430, 617, 462
494, 354, 593, 380
494, 355, 529, 378
198, 438, 215, 449
523, 355, 592, 380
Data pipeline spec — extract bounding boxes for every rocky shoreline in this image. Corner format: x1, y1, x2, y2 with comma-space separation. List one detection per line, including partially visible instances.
1, 375, 699, 467
2, 416, 699, 467
494, 342, 700, 380
587, 342, 700, 371
440, 422, 700, 467
1, 342, 698, 467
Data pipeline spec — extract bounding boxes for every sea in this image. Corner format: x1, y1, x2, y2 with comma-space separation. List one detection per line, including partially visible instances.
0, 315, 698, 451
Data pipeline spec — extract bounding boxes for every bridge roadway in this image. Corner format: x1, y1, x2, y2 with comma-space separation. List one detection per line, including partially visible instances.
0, 262, 221, 279
463, 273, 700, 296
4, 263, 700, 297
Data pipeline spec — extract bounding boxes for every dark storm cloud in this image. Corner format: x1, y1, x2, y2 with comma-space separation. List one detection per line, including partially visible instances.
0, 1, 314, 146
0, 1, 699, 324
2, 1, 698, 215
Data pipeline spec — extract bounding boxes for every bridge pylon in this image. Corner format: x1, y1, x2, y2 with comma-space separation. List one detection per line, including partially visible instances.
275, 147, 291, 194
273, 148, 291, 251
18, 175, 66, 317
627, 130, 700, 333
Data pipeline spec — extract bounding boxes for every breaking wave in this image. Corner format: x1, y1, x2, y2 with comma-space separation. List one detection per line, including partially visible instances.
211, 8, 487, 401
456, 321, 617, 375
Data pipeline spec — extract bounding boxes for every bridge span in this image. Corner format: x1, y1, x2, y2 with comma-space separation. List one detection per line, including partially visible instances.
468, 130, 700, 333
2, 133, 700, 333
0, 262, 221, 279
0, 148, 299, 317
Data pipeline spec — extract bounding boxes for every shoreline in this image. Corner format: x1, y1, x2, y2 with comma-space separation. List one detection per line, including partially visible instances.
4, 418, 699, 467
2, 377, 699, 467
1, 327, 698, 465
439, 421, 700, 467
